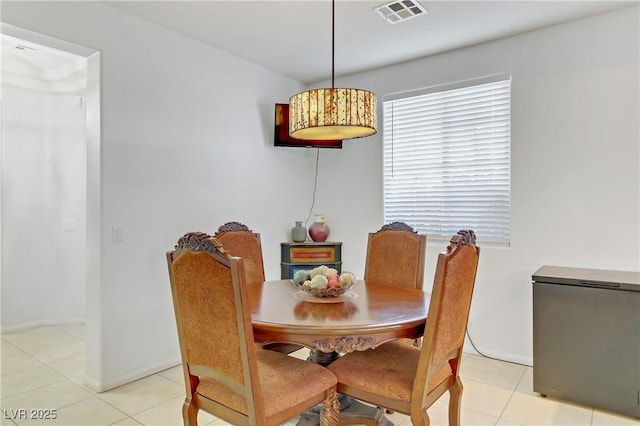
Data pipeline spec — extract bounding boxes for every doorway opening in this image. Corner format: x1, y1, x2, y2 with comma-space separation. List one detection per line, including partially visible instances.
0, 22, 101, 387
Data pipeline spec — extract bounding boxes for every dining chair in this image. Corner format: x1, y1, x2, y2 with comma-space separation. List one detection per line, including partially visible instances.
365, 222, 427, 347
214, 221, 303, 355
364, 221, 427, 290
328, 230, 480, 426
166, 232, 340, 426
213, 221, 266, 286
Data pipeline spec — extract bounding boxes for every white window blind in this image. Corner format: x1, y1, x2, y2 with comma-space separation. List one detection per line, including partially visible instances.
383, 75, 511, 245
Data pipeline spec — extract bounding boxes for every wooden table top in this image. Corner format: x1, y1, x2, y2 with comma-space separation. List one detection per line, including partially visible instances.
248, 279, 430, 353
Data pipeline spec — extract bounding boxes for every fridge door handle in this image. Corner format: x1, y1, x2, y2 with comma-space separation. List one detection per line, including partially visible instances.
578, 280, 621, 289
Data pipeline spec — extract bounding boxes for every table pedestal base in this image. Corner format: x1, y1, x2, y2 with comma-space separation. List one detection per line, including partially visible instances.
296, 395, 392, 426
296, 350, 393, 426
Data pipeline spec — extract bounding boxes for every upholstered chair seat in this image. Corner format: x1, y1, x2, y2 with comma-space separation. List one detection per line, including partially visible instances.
197, 348, 338, 418
327, 341, 452, 406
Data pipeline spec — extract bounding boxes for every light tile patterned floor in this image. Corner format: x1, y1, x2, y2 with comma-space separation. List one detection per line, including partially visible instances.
1, 325, 638, 426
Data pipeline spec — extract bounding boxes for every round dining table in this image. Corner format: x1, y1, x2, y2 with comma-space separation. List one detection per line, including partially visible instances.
247, 279, 430, 425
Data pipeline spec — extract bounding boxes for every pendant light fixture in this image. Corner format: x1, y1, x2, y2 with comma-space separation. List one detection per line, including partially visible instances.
288, 0, 378, 140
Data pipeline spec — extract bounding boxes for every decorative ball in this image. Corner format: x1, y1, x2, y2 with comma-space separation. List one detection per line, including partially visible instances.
293, 270, 310, 285
309, 265, 329, 278
310, 274, 329, 289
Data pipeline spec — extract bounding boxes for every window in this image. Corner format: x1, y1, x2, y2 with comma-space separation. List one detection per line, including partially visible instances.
383, 75, 511, 245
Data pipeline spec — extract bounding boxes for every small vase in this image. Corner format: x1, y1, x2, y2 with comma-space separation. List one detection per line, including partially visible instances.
291, 221, 307, 243
308, 215, 330, 242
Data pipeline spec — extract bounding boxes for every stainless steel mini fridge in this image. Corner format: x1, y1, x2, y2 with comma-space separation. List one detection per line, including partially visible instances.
532, 265, 640, 418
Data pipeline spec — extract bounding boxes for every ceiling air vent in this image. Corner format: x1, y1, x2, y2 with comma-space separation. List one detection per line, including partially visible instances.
375, 0, 428, 24
15, 44, 37, 52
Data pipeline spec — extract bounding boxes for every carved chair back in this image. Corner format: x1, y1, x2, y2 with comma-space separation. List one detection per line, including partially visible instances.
364, 222, 427, 289
214, 222, 266, 286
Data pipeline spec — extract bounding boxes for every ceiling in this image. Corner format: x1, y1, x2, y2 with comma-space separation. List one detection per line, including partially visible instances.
1, 34, 88, 92
2, 0, 634, 90
104, 0, 636, 84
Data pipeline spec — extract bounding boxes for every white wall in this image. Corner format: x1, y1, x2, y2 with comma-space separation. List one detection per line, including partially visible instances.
1, 86, 87, 329
1, 1, 310, 390
313, 6, 640, 365
43, 92, 87, 323
1, 87, 48, 327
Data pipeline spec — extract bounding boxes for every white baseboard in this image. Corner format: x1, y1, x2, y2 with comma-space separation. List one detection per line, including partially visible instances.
463, 344, 533, 367
0, 319, 85, 334
0, 321, 182, 394
83, 375, 103, 393
84, 357, 182, 393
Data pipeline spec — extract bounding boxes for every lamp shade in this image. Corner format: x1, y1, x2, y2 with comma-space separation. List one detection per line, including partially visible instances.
289, 88, 377, 140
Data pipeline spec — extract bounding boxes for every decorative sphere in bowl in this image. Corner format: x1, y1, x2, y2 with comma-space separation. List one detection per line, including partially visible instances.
296, 266, 356, 298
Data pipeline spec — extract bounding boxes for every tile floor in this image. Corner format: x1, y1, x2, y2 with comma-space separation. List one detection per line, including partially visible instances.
1, 325, 639, 426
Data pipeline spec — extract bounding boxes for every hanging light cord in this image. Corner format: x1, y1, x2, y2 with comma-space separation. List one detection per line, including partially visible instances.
302, 1, 332, 228
303, 2, 331, 227
331, 0, 335, 89
304, 148, 321, 228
